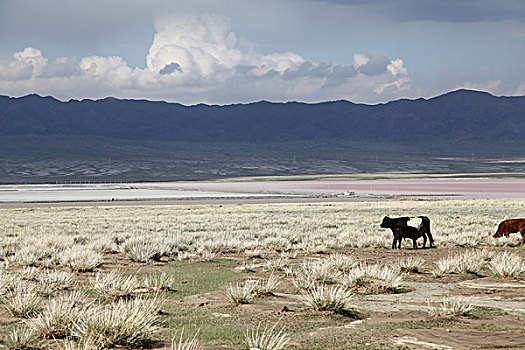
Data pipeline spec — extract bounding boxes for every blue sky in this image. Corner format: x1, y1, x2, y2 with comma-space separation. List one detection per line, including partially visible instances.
0, 0, 523, 104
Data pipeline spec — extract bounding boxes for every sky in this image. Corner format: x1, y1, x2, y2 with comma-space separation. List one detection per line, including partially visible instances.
0, 0, 524, 105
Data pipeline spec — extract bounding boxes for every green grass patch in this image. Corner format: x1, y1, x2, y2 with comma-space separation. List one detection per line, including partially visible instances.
168, 259, 243, 299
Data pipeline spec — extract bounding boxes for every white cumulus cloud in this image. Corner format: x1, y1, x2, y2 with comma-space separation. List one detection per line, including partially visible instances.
0, 14, 415, 104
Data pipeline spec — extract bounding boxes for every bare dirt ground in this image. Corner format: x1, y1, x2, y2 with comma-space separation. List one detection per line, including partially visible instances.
173, 248, 525, 350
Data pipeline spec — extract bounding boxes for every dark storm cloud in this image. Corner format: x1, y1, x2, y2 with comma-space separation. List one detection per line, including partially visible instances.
357, 52, 390, 76
312, 0, 525, 23
159, 62, 182, 75
283, 62, 355, 80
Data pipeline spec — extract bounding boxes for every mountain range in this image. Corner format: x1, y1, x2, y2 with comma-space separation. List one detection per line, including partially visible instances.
0, 89, 524, 182
1, 89, 524, 143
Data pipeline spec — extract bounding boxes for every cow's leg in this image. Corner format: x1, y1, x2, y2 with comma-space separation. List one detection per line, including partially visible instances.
422, 235, 427, 248
398, 238, 402, 249
392, 237, 397, 249
412, 238, 417, 249
426, 231, 435, 247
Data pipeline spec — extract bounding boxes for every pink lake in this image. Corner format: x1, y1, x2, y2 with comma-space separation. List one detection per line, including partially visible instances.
130, 178, 525, 199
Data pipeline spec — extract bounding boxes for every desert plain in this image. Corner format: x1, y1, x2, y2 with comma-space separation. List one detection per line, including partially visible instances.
0, 181, 524, 349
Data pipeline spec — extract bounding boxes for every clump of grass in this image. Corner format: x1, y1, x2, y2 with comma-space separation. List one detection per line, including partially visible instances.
290, 274, 316, 291
38, 269, 74, 290
397, 256, 425, 274
299, 259, 340, 284
246, 321, 289, 350
4, 326, 37, 350
10, 245, 49, 267
324, 253, 356, 273
296, 284, 354, 314
121, 239, 165, 263
171, 329, 204, 350
489, 252, 524, 278
26, 292, 87, 338
432, 255, 461, 277
71, 297, 161, 348
0, 272, 22, 295
92, 271, 139, 300
2, 284, 43, 318
338, 263, 403, 293
433, 249, 496, 277
20, 267, 40, 281
59, 247, 102, 272
253, 274, 281, 296
264, 258, 289, 272
457, 251, 487, 275
226, 280, 258, 304
427, 297, 474, 318
142, 272, 175, 292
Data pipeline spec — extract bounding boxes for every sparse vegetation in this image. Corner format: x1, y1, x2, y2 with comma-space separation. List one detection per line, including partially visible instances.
226, 280, 258, 304
4, 326, 37, 350
427, 297, 474, 318
296, 285, 355, 314
397, 256, 425, 273
489, 251, 525, 278
0, 199, 523, 349
92, 270, 138, 300
171, 329, 204, 350
71, 297, 161, 348
246, 322, 289, 350
2, 284, 43, 318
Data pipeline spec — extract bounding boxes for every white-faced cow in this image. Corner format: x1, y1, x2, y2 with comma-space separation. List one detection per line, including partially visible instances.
380, 216, 434, 249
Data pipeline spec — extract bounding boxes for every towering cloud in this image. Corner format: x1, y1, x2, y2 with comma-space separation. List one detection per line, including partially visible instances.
0, 14, 414, 104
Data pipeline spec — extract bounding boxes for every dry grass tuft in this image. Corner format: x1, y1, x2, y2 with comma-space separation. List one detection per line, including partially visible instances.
253, 274, 281, 296
225, 280, 258, 304
71, 297, 161, 348
397, 256, 425, 274
296, 284, 355, 314
2, 283, 42, 318
246, 321, 289, 350
427, 297, 474, 318
92, 271, 139, 300
26, 292, 88, 338
171, 329, 204, 350
489, 251, 524, 278
59, 247, 102, 272
4, 326, 37, 350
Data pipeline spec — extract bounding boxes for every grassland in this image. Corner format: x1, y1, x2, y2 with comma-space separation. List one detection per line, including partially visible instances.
0, 199, 524, 349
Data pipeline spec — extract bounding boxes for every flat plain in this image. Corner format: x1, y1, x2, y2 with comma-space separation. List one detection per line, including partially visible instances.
0, 198, 524, 349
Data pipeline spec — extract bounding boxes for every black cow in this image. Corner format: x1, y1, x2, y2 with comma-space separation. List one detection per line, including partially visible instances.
380, 216, 434, 249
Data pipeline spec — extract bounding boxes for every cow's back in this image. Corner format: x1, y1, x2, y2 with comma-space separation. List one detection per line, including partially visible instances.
500, 219, 525, 234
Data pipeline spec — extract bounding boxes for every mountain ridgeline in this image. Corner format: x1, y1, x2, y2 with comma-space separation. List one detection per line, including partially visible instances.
1, 90, 524, 143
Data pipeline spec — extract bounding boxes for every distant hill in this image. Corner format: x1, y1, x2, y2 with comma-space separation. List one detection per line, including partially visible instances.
0, 90, 524, 183
1, 89, 524, 143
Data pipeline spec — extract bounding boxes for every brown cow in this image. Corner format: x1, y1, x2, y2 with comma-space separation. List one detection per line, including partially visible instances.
493, 219, 525, 245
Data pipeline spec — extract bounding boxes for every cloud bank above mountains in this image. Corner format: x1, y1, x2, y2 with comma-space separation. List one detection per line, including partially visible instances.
0, 14, 413, 104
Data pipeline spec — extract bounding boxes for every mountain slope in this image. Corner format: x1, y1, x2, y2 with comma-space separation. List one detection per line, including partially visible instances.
1, 89, 524, 143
